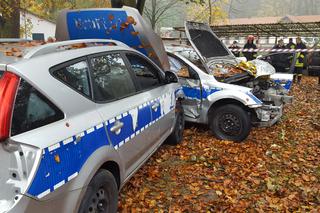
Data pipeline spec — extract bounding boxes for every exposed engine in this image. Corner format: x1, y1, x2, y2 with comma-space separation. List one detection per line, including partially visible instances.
209, 61, 293, 106
245, 78, 293, 106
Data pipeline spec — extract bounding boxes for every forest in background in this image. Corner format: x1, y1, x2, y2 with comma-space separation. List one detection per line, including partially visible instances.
230, 0, 320, 18
1, 0, 320, 38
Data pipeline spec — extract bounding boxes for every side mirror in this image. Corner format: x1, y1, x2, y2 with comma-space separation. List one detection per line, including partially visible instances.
164, 71, 179, 84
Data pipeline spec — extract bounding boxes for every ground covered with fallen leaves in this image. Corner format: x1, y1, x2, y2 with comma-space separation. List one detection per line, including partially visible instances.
119, 77, 320, 212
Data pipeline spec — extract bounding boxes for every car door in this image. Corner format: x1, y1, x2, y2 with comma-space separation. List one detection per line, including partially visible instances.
89, 52, 154, 177
308, 51, 320, 74
124, 52, 176, 147
168, 54, 202, 119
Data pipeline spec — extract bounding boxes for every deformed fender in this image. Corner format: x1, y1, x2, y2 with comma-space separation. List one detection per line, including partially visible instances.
68, 146, 124, 211
66, 145, 124, 191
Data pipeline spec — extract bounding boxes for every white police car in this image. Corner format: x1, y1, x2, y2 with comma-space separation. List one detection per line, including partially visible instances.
0, 7, 184, 213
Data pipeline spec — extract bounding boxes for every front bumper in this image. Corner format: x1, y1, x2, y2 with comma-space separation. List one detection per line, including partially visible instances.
253, 104, 283, 127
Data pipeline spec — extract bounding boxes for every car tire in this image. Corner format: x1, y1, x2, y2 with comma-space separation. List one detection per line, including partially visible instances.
209, 104, 251, 142
78, 170, 118, 213
166, 102, 185, 145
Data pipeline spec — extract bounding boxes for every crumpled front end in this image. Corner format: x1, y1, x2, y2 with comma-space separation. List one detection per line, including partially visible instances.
253, 104, 283, 127
247, 78, 293, 127
247, 77, 293, 106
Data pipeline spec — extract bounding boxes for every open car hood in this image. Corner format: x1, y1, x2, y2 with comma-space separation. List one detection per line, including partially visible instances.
55, 6, 170, 71
184, 22, 277, 79
185, 21, 234, 64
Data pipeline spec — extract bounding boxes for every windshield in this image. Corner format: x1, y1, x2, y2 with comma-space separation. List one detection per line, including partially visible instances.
173, 48, 208, 73
170, 48, 251, 83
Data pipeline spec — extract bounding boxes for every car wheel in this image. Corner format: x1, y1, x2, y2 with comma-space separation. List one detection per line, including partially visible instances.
210, 104, 251, 142
78, 170, 118, 213
166, 102, 185, 145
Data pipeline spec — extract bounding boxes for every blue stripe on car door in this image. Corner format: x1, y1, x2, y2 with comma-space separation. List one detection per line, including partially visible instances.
27, 126, 109, 198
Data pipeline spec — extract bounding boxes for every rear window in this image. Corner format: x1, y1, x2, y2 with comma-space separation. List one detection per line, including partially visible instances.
11, 79, 64, 136
126, 54, 163, 91
52, 60, 91, 98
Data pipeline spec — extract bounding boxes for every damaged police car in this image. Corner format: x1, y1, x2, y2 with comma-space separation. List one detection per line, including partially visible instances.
166, 21, 293, 142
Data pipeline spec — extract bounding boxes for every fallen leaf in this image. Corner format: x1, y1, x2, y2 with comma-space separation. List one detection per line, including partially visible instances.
131, 31, 139, 36
109, 14, 114, 21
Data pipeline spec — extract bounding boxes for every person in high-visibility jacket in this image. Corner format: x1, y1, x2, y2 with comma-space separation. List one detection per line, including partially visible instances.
294, 37, 307, 84
294, 52, 304, 84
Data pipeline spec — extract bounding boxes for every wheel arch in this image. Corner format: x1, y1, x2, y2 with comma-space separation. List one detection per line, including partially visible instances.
99, 161, 121, 189
207, 98, 252, 122
207, 98, 253, 142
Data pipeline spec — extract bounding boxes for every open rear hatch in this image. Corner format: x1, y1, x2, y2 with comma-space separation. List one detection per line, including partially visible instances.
55, 6, 170, 71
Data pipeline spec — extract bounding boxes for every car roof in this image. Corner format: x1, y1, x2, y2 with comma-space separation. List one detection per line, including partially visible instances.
0, 41, 37, 64
0, 39, 133, 67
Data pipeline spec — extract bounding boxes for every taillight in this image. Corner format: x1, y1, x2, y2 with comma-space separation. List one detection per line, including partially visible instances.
0, 72, 19, 141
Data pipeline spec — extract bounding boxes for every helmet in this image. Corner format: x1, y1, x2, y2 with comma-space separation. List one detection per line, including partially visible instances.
247, 35, 255, 41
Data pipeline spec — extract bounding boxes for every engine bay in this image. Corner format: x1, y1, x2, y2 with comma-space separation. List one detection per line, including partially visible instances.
209, 62, 292, 106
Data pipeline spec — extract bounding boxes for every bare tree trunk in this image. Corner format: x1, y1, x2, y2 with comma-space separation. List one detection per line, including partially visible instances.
228, 0, 233, 18
0, 0, 20, 38
111, 0, 146, 14
136, 0, 146, 14
123, 0, 137, 7
151, 0, 157, 29
208, 0, 212, 25
111, 0, 124, 8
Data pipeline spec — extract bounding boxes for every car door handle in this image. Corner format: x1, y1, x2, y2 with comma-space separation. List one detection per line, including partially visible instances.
110, 121, 124, 135
151, 103, 160, 111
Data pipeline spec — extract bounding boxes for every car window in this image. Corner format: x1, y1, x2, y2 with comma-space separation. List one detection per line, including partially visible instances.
168, 55, 199, 79
168, 55, 190, 78
11, 79, 64, 136
126, 54, 163, 91
52, 60, 91, 97
90, 53, 136, 102
0, 71, 4, 78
